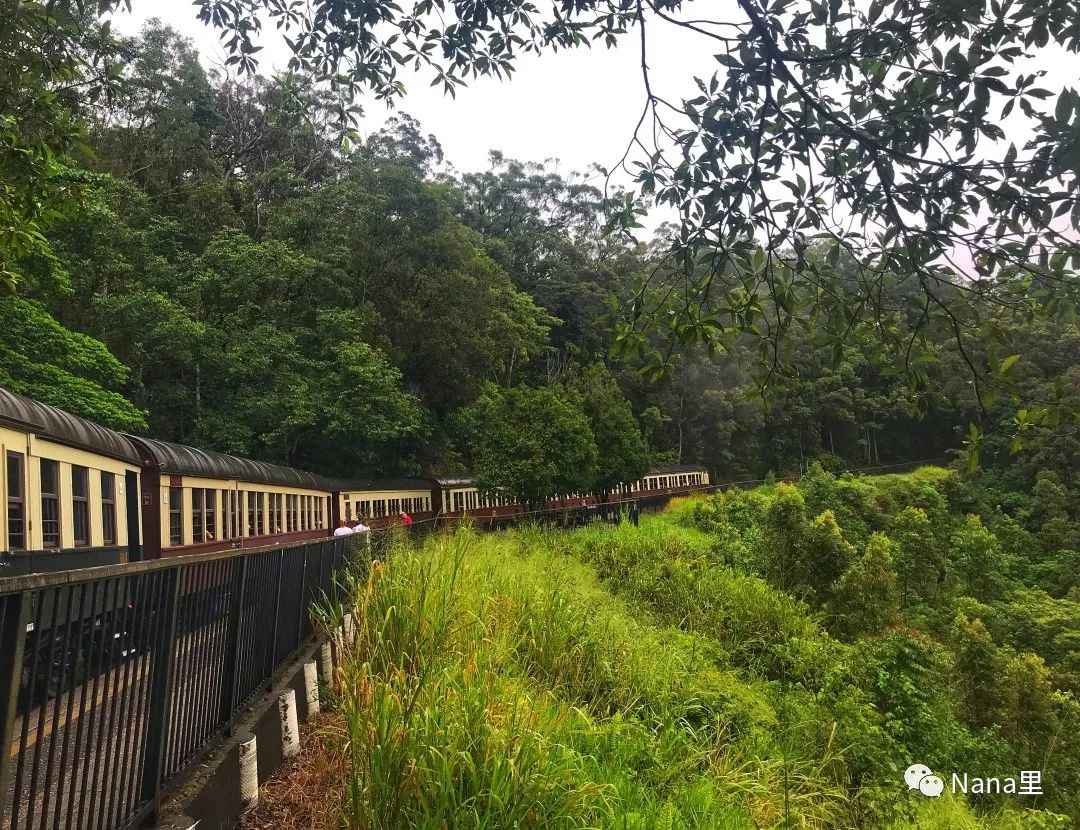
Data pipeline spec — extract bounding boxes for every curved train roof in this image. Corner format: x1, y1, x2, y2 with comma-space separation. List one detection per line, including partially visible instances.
332, 478, 433, 493
0, 387, 141, 464
125, 435, 333, 491
645, 464, 708, 474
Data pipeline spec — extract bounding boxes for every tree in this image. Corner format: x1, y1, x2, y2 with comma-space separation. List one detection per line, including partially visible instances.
0, 296, 146, 431
801, 510, 855, 603
461, 385, 599, 507
757, 484, 809, 594
949, 514, 1009, 602
827, 533, 901, 639
0, 3, 120, 290
888, 506, 945, 607
574, 364, 650, 493
191, 0, 1079, 407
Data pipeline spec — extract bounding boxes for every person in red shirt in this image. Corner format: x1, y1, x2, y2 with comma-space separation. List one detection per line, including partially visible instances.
399, 510, 413, 527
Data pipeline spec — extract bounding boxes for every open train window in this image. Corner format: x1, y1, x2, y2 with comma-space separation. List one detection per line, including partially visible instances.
220, 488, 231, 539
101, 471, 116, 545
254, 492, 264, 536
40, 459, 60, 549
204, 488, 216, 540
193, 488, 205, 542
169, 486, 183, 546
246, 491, 256, 536
230, 490, 240, 538
6, 451, 25, 550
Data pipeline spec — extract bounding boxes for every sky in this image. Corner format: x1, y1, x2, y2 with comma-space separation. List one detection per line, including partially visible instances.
109, 3, 1070, 244
110, 2, 715, 213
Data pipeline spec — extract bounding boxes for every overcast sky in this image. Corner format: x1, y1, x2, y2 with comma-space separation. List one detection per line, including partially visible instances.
110, 3, 714, 215
109, 4, 1069, 243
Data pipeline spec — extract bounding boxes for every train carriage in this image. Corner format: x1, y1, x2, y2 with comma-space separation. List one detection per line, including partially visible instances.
335, 478, 434, 528
125, 436, 335, 558
626, 464, 710, 497
1, 389, 142, 574
432, 477, 518, 519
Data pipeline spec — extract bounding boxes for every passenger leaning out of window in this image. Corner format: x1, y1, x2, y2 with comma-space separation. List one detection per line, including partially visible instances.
399, 510, 413, 527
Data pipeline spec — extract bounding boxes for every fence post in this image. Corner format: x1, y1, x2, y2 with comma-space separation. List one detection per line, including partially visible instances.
295, 546, 308, 648
0, 593, 30, 806
269, 548, 285, 672
140, 567, 182, 808
219, 556, 249, 725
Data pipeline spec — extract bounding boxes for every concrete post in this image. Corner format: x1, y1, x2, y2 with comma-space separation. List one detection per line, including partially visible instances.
343, 612, 355, 650
279, 689, 300, 759
318, 641, 334, 685
238, 732, 258, 811
303, 660, 320, 718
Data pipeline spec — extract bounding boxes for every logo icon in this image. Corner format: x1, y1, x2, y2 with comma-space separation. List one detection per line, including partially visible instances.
905, 763, 945, 797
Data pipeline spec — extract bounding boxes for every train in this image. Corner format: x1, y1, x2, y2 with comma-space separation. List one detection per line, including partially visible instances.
0, 386, 711, 575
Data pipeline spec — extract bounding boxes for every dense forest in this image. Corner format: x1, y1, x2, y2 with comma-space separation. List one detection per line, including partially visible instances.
3, 21, 1077, 505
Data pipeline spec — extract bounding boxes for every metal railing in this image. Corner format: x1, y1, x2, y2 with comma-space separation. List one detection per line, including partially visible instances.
0, 537, 356, 830
0, 500, 640, 830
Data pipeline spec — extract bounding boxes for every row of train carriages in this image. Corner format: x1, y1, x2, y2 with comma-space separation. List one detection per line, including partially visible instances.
1, 386, 711, 576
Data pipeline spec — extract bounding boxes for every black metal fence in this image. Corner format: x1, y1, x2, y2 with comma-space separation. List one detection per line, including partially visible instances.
0, 537, 355, 830
0, 503, 638, 830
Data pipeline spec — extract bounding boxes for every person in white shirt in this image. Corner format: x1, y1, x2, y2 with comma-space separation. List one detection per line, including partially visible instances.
333, 519, 353, 537
352, 519, 370, 534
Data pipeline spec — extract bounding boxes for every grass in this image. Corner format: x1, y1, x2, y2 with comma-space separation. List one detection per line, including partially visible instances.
320, 524, 852, 829
296, 503, 1066, 829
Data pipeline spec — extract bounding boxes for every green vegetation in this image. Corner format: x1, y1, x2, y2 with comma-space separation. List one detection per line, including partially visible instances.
0, 13, 1076, 492
325, 466, 1080, 828
8, 1, 1080, 405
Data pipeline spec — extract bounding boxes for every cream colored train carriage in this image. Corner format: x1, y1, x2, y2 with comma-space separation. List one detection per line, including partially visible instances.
335, 479, 434, 527
1, 388, 142, 573
125, 436, 335, 558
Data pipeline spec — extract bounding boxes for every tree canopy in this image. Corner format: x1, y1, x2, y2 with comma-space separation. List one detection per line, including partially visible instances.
0, 8, 1076, 492
184, 0, 1080, 394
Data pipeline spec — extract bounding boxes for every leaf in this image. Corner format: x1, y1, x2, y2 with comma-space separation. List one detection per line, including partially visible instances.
997, 354, 1020, 375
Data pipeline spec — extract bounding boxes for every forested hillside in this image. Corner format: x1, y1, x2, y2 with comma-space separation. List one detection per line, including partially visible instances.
3, 21, 1077, 495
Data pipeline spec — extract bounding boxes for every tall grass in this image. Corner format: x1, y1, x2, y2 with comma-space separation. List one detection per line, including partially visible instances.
321, 514, 1037, 829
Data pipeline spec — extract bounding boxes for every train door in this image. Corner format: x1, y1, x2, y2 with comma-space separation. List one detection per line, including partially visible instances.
125, 469, 142, 561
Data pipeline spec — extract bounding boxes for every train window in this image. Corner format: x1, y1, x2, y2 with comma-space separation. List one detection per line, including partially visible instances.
231, 490, 241, 538
453, 491, 464, 511
101, 472, 116, 545
193, 488, 205, 542
246, 491, 256, 536
72, 466, 90, 547
204, 488, 216, 540
316, 496, 323, 528
169, 486, 183, 546
6, 451, 25, 550
220, 489, 230, 539
287, 494, 296, 531
40, 459, 61, 549
255, 492, 265, 535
